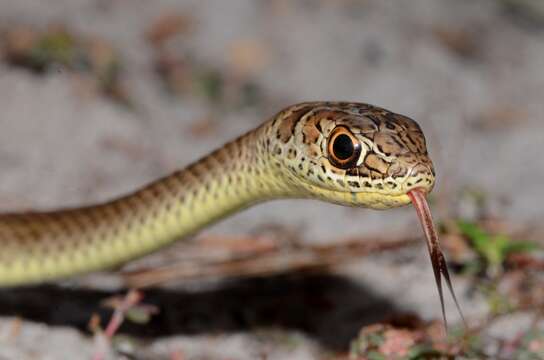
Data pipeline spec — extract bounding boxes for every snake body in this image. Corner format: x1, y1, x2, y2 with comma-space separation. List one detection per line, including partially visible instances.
0, 102, 434, 286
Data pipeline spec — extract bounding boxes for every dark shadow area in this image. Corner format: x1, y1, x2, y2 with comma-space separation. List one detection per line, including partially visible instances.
0, 273, 399, 351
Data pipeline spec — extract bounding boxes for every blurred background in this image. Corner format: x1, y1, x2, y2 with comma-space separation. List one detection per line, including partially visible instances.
0, 0, 543, 359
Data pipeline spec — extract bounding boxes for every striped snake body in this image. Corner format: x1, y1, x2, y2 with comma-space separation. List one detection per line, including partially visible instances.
0, 102, 435, 286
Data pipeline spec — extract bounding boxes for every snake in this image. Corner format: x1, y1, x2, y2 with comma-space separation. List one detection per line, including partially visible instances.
0, 101, 463, 323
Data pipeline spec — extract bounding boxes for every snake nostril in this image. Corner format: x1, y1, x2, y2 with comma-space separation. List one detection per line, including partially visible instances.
387, 162, 407, 178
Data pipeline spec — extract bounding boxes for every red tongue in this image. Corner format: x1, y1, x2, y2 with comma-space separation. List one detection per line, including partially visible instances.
407, 189, 466, 329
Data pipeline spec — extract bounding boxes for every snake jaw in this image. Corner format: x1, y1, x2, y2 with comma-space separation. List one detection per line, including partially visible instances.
400, 162, 436, 194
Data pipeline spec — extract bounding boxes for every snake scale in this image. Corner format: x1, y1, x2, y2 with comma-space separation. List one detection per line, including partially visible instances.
0, 101, 437, 288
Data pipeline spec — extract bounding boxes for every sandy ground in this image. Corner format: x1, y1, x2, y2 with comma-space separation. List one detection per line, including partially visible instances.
0, 0, 542, 358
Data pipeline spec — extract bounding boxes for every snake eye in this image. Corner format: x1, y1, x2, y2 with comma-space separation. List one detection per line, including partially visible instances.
327, 126, 362, 169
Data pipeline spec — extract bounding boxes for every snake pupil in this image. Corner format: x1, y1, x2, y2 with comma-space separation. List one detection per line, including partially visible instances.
327, 127, 362, 169
333, 134, 354, 160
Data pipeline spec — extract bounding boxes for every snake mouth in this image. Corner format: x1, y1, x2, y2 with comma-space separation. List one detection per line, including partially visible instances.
400, 162, 435, 194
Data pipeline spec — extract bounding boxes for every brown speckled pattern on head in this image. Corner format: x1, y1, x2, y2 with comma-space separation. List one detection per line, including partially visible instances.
0, 101, 435, 286
269, 102, 434, 206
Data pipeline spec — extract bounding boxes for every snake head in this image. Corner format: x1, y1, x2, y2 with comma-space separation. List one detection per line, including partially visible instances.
269, 102, 435, 209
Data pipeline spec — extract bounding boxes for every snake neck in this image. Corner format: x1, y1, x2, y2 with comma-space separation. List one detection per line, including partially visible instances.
0, 124, 284, 286
151, 124, 287, 230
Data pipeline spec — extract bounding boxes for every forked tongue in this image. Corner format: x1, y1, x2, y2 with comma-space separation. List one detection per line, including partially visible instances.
407, 188, 466, 330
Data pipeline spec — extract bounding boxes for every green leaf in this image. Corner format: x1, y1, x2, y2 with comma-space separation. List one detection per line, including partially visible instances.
367, 351, 386, 360
407, 344, 444, 359
196, 69, 223, 103
457, 221, 493, 260
457, 221, 488, 244
457, 220, 538, 272
504, 240, 538, 255
125, 307, 153, 324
